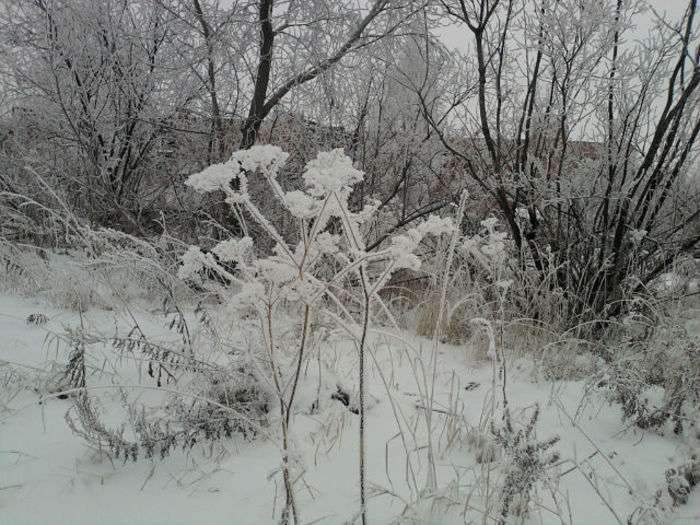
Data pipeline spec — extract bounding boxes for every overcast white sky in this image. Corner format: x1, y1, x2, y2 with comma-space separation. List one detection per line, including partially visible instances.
439, 0, 691, 52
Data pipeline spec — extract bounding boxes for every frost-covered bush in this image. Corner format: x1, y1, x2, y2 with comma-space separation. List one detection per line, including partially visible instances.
179, 145, 455, 524
461, 217, 566, 327
0, 239, 114, 311
416, 217, 513, 342
0, 361, 34, 414
595, 320, 699, 434
416, 217, 566, 362
62, 324, 269, 462
666, 455, 700, 506
490, 405, 560, 523
1, 225, 189, 311
0, 240, 50, 294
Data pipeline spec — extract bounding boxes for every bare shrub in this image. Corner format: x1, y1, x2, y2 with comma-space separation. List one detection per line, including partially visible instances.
595, 318, 700, 434
0, 240, 50, 295
666, 456, 700, 506
490, 405, 560, 524
416, 292, 480, 345
62, 325, 270, 462
0, 361, 32, 414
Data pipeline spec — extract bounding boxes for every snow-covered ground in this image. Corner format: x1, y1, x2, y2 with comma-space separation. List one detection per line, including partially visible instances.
1, 292, 699, 524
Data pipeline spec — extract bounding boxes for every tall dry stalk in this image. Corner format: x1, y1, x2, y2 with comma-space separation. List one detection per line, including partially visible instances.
424, 191, 468, 492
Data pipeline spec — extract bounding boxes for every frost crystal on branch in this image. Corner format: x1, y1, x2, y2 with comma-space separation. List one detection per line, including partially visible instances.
284, 190, 322, 218
303, 149, 363, 197
629, 229, 647, 246
480, 217, 499, 235
212, 237, 253, 262
230, 145, 289, 176
181, 145, 455, 302
389, 216, 456, 270
185, 145, 289, 200
177, 246, 216, 280
416, 216, 455, 237
184, 163, 236, 193
314, 232, 340, 255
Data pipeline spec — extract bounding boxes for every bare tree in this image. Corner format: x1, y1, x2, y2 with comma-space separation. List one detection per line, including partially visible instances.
238, 0, 412, 149
421, 0, 700, 326
156, 0, 247, 163
0, 0, 201, 232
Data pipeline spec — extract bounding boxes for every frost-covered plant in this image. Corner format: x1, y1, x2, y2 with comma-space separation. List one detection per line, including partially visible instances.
461, 217, 511, 279
1, 224, 188, 311
0, 361, 32, 414
180, 145, 455, 525
417, 217, 513, 343
595, 321, 699, 434
490, 405, 560, 524
461, 217, 565, 325
63, 325, 269, 462
0, 239, 50, 295
666, 455, 700, 506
